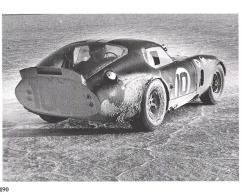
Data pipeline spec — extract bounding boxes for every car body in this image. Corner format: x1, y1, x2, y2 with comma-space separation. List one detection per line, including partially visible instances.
15, 39, 226, 131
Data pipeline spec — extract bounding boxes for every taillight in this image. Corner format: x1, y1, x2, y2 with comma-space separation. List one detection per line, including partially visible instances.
105, 70, 117, 80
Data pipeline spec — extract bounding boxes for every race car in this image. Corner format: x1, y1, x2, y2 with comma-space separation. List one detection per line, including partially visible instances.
15, 39, 226, 131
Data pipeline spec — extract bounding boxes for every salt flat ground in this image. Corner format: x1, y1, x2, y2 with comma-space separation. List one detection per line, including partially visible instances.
2, 14, 238, 181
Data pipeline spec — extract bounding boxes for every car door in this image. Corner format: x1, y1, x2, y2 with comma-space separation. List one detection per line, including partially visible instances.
145, 47, 197, 101
172, 59, 197, 99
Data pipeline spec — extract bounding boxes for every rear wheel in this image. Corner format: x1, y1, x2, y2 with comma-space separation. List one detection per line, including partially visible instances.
130, 79, 167, 131
200, 65, 225, 104
39, 114, 67, 123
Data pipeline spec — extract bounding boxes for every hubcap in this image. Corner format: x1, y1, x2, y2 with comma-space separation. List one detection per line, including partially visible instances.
212, 71, 222, 93
147, 89, 162, 120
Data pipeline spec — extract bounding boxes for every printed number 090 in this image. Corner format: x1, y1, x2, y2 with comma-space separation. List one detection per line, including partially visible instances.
0, 187, 9, 192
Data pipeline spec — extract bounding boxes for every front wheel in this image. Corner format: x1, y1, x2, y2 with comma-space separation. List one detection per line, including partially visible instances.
130, 79, 167, 131
200, 65, 225, 104
39, 114, 67, 123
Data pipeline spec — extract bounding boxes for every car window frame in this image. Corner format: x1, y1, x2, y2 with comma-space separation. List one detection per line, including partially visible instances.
142, 46, 174, 68
73, 43, 129, 79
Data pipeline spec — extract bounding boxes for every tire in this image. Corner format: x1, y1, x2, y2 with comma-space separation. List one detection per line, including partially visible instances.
39, 114, 67, 123
130, 79, 167, 131
200, 65, 225, 105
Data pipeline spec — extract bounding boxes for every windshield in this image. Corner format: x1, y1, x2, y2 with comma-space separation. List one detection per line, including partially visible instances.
37, 42, 128, 78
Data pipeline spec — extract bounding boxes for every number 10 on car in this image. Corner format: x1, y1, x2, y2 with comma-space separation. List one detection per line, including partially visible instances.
175, 67, 191, 97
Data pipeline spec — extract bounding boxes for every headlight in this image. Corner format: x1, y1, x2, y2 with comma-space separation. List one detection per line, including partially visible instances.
106, 70, 117, 80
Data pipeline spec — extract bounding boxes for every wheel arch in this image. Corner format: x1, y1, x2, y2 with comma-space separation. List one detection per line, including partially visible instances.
158, 78, 170, 111
200, 62, 225, 105
145, 77, 170, 111
218, 61, 226, 75
130, 77, 169, 131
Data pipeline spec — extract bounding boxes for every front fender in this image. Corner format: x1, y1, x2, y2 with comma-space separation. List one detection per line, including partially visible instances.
191, 55, 224, 95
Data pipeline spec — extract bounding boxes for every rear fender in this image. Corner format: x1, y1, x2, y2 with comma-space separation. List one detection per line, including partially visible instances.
15, 67, 101, 118
96, 73, 155, 122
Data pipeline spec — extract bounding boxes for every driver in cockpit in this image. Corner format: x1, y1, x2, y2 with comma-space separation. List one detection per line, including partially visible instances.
73, 44, 113, 75
88, 44, 107, 63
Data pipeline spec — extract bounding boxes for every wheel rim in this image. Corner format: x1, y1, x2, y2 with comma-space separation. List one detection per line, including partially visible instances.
212, 71, 222, 94
146, 87, 165, 125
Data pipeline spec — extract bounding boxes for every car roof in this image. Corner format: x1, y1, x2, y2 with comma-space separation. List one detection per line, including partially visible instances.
108, 38, 161, 49
70, 38, 161, 50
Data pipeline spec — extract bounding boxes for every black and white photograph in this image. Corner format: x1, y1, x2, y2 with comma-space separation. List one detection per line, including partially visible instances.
2, 0, 250, 193
2, 13, 239, 182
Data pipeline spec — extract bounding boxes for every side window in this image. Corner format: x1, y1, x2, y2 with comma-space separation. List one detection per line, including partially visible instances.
73, 46, 90, 64
157, 48, 173, 66
73, 44, 127, 64
106, 45, 126, 57
144, 47, 173, 68
150, 51, 160, 65
52, 58, 64, 68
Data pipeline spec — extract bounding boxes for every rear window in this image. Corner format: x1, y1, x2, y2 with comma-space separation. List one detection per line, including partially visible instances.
37, 42, 128, 78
